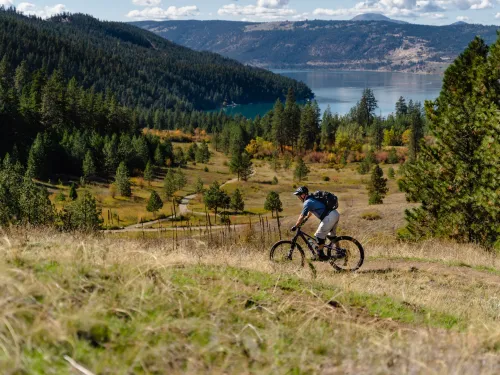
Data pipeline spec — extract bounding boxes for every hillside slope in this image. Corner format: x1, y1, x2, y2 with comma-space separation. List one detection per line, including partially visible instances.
0, 10, 312, 110
1, 230, 500, 374
134, 20, 499, 73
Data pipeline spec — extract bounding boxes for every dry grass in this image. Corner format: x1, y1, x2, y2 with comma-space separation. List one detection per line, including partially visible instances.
0, 228, 499, 374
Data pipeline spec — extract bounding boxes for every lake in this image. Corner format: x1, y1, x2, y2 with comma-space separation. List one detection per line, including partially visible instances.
221, 70, 443, 118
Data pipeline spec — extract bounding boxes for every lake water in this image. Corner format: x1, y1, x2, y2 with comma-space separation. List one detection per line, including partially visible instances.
222, 70, 443, 118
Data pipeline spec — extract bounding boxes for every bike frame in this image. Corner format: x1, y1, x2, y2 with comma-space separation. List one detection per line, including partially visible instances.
292, 228, 337, 257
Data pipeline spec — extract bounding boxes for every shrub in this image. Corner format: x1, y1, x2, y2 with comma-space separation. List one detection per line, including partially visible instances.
322, 176, 330, 182
272, 176, 279, 185
204, 166, 209, 172
361, 211, 382, 221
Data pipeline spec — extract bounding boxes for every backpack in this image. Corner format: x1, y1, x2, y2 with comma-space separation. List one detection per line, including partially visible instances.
312, 191, 338, 220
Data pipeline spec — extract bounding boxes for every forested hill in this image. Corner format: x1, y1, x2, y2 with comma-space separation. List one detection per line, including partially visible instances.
0, 10, 312, 110
133, 19, 499, 74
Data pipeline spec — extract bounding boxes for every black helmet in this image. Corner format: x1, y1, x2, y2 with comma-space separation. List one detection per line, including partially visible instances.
293, 186, 309, 196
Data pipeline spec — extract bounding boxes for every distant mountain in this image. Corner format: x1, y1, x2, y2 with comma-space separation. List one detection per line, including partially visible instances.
450, 21, 468, 26
351, 13, 409, 24
133, 19, 499, 74
0, 10, 312, 111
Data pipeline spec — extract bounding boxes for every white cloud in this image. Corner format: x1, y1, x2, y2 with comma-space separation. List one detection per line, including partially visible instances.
132, 0, 161, 6
126, 5, 199, 21
17, 3, 67, 18
469, 0, 493, 9
0, 0, 13, 6
496, 12, 500, 18
456, 15, 469, 20
218, 0, 296, 19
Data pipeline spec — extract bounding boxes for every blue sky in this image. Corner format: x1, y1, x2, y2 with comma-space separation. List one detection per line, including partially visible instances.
2, 0, 500, 25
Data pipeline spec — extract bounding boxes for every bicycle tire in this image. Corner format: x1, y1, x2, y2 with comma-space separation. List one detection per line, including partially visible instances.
269, 240, 305, 270
327, 236, 364, 272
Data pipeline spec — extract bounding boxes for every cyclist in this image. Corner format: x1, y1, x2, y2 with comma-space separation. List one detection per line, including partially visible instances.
291, 186, 340, 261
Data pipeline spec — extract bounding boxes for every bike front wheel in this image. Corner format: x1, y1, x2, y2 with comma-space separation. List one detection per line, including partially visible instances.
327, 236, 364, 272
269, 240, 305, 271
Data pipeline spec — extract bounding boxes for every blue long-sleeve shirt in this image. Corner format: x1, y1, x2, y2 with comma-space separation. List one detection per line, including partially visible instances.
301, 196, 326, 219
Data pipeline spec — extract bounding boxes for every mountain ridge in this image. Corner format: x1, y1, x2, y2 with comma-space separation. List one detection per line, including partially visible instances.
133, 19, 499, 74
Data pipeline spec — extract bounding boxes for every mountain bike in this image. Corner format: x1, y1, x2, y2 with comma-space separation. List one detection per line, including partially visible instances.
269, 218, 364, 272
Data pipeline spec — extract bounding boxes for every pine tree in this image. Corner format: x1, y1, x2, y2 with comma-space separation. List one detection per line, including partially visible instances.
240, 152, 254, 181
408, 106, 425, 162
203, 181, 230, 223
163, 169, 177, 200
26, 133, 48, 180
294, 158, 310, 182
62, 191, 103, 231
18, 177, 55, 226
320, 106, 339, 150
69, 183, 78, 201
283, 87, 301, 149
146, 190, 163, 218
395, 96, 408, 116
194, 177, 205, 194
115, 162, 132, 197
174, 168, 188, 191
371, 117, 384, 150
269, 152, 281, 172
388, 167, 396, 179
230, 188, 245, 213
154, 144, 164, 167
264, 191, 283, 218
368, 165, 388, 205
82, 151, 96, 182
143, 161, 154, 186
387, 147, 399, 164
271, 99, 286, 151
399, 37, 500, 247
283, 153, 292, 170
298, 101, 320, 151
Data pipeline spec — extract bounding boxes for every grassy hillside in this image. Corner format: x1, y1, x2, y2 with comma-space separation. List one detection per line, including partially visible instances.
1, 228, 500, 374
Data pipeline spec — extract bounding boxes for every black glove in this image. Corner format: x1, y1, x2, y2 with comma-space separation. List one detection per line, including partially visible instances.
291, 226, 297, 232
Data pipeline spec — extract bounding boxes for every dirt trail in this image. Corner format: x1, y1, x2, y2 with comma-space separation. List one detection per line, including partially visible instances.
118, 176, 245, 232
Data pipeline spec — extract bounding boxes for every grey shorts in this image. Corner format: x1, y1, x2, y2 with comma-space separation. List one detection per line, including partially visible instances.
315, 210, 340, 240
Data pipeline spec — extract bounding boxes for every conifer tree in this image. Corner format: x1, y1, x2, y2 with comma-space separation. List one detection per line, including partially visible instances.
240, 152, 254, 181
264, 191, 283, 218
19, 177, 54, 226
230, 188, 245, 213
368, 165, 388, 205
26, 133, 47, 180
82, 151, 96, 182
387, 147, 399, 164
194, 177, 205, 194
408, 106, 425, 162
115, 162, 131, 197
146, 190, 163, 218
283, 88, 301, 149
163, 169, 177, 200
154, 144, 164, 167
294, 158, 310, 182
320, 106, 339, 150
174, 168, 188, 191
69, 183, 78, 201
203, 181, 230, 223
399, 37, 500, 246
298, 101, 320, 151
143, 161, 154, 186
395, 96, 408, 116
271, 99, 286, 151
388, 167, 396, 179
62, 191, 103, 231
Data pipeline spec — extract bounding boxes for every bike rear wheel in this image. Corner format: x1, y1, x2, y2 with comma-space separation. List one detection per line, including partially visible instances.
269, 240, 305, 271
327, 236, 364, 272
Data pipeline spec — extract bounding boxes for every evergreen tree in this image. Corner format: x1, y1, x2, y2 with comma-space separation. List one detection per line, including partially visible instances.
368, 165, 388, 205
82, 151, 96, 181
269, 152, 281, 172
283, 88, 301, 149
26, 133, 48, 180
163, 169, 177, 200
387, 147, 399, 164
143, 160, 154, 186
399, 37, 500, 247
194, 177, 205, 194
356, 88, 378, 130
271, 99, 286, 151
371, 117, 384, 150
154, 144, 164, 167
388, 167, 396, 179
240, 152, 254, 181
62, 191, 103, 231
69, 183, 78, 201
283, 153, 292, 170
174, 168, 188, 191
146, 190, 163, 218
115, 162, 132, 197
298, 101, 320, 151
294, 158, 310, 182
18, 177, 54, 226
320, 106, 339, 150
395, 96, 408, 116
230, 188, 245, 213
203, 181, 230, 223
408, 106, 425, 162
264, 191, 283, 218
55, 190, 66, 202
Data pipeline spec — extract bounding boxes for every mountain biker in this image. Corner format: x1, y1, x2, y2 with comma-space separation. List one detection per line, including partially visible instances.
291, 186, 340, 261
